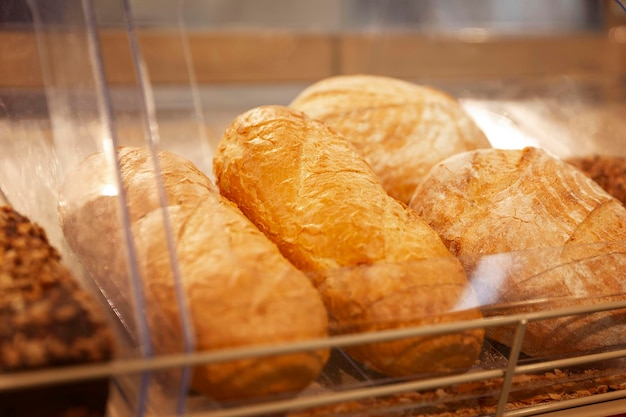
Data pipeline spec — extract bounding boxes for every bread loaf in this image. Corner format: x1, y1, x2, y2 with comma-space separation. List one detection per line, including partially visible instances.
290, 74, 490, 203
409, 147, 626, 357
58, 146, 329, 401
213, 105, 484, 377
0, 205, 114, 417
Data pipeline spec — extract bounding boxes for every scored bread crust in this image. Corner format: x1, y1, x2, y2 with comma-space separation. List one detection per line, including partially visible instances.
290, 74, 490, 203
566, 155, 626, 206
409, 147, 626, 357
59, 146, 330, 401
214, 105, 484, 377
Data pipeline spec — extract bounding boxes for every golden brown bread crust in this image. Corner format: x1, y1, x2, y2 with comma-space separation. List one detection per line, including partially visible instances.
59, 147, 329, 401
290, 74, 490, 203
409, 147, 626, 357
0, 205, 114, 417
213, 105, 484, 377
58, 146, 216, 335
566, 155, 626, 206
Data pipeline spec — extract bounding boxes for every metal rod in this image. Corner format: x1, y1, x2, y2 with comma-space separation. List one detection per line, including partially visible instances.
495, 320, 527, 417
504, 390, 626, 417
182, 369, 506, 417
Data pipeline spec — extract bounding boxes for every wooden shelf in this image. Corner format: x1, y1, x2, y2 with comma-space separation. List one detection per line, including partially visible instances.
1, 28, 625, 88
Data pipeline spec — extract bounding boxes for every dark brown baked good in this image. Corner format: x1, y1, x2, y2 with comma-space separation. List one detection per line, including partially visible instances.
0, 205, 114, 417
566, 155, 626, 205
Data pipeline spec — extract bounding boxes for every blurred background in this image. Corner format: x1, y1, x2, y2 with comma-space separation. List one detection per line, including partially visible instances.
1, 0, 625, 170
0, 0, 608, 33
94, 0, 604, 33
1, 0, 625, 195
2, 0, 624, 86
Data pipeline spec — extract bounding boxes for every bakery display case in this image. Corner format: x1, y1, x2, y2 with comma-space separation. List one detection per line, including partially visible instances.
2, 0, 626, 416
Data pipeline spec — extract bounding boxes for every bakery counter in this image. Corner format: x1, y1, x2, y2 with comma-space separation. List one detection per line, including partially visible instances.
2, 72, 626, 417
3, 1, 626, 415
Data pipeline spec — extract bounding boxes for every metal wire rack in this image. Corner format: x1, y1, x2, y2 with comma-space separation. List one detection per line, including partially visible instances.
1, 299, 626, 416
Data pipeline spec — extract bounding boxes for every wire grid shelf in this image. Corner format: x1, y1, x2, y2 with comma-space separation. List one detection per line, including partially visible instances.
2, 299, 626, 416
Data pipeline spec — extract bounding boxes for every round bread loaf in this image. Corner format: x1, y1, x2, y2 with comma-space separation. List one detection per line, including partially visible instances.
214, 105, 484, 377
290, 74, 490, 203
409, 147, 626, 357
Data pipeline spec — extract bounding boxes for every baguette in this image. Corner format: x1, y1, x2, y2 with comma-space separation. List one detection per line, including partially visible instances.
0, 205, 114, 417
58, 146, 329, 401
290, 74, 490, 203
213, 105, 484, 377
409, 147, 626, 357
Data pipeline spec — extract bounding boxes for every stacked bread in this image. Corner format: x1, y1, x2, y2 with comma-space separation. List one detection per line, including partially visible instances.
290, 74, 490, 204
287, 75, 626, 359
56, 73, 626, 410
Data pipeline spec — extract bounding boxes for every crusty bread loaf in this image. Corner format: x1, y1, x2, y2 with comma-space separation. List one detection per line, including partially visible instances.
409, 147, 626, 357
290, 74, 490, 203
0, 205, 114, 417
213, 105, 484, 377
58, 146, 329, 401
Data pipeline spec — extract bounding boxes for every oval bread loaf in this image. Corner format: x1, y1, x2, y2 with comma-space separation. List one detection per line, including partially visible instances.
213, 105, 484, 377
290, 74, 490, 203
409, 146, 626, 357
59, 146, 329, 401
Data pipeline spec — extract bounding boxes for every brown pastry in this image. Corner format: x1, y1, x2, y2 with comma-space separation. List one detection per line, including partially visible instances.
213, 105, 484, 378
290, 74, 490, 203
58, 147, 329, 402
566, 155, 626, 205
0, 205, 114, 417
409, 147, 626, 357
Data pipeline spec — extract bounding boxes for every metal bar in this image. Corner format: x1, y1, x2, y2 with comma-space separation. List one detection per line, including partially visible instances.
504, 390, 626, 417
2, 299, 626, 391
516, 348, 626, 375
181, 370, 506, 417
496, 320, 527, 417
